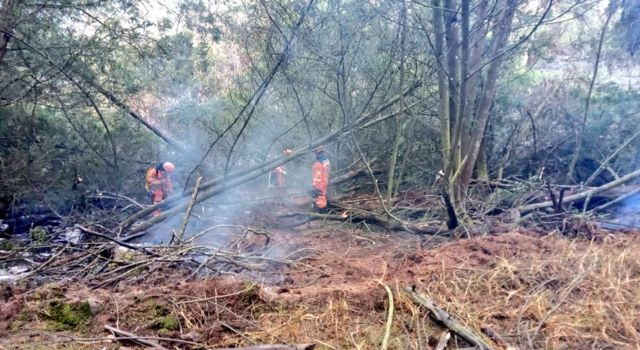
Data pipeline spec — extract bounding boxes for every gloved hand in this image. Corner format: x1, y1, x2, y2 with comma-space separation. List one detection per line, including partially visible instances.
309, 189, 321, 198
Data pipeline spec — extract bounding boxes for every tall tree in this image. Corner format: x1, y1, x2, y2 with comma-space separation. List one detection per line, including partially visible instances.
428, 0, 530, 227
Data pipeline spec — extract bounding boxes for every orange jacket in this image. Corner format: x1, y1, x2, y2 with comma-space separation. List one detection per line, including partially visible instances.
312, 158, 330, 194
146, 167, 172, 196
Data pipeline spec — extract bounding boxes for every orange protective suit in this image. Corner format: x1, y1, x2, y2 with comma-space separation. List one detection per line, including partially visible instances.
312, 154, 330, 209
146, 166, 173, 215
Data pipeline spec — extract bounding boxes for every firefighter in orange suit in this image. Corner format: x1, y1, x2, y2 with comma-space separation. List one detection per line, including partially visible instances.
311, 146, 330, 211
269, 148, 292, 187
145, 161, 175, 215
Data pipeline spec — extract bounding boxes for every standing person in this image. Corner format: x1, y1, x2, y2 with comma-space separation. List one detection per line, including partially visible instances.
269, 148, 292, 187
145, 161, 175, 216
310, 146, 330, 211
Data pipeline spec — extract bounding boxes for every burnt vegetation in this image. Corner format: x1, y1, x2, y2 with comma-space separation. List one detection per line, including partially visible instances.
1, 0, 640, 349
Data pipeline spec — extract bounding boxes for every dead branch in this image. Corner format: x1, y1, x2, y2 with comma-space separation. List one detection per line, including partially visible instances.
379, 282, 394, 350
280, 211, 445, 235
480, 327, 512, 349
76, 225, 158, 257
405, 287, 495, 350
435, 331, 451, 350
589, 186, 640, 213
214, 344, 315, 350
175, 176, 202, 244
104, 324, 169, 349
518, 167, 640, 213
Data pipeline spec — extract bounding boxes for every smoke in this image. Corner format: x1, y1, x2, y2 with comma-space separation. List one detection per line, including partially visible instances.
599, 192, 640, 230
135, 88, 318, 250
128, 18, 339, 253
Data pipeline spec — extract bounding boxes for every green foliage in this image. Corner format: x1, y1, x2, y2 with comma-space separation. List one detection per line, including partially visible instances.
43, 300, 93, 331
29, 226, 48, 244
153, 314, 180, 333
240, 282, 259, 304
0, 240, 15, 251
149, 304, 180, 333
0, 0, 639, 224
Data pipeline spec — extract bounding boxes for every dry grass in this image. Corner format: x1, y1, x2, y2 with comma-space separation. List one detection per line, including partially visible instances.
420, 233, 640, 349
236, 233, 640, 349
2, 231, 640, 349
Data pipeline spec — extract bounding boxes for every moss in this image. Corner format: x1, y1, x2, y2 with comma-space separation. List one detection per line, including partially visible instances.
0, 240, 14, 251
43, 300, 92, 330
239, 282, 259, 303
148, 305, 180, 333
154, 314, 180, 333
29, 226, 48, 244
9, 309, 34, 331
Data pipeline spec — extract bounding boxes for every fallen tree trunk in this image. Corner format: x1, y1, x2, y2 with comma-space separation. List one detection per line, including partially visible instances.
518, 167, 640, 213
589, 186, 640, 213
279, 211, 445, 235
118, 81, 422, 231
86, 78, 184, 152
405, 287, 495, 350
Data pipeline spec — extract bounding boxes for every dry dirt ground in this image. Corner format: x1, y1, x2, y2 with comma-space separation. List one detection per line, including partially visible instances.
1, 222, 639, 349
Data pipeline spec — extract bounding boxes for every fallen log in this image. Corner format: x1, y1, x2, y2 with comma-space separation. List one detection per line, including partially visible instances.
104, 324, 169, 349
589, 186, 640, 213
279, 211, 445, 235
214, 345, 315, 350
405, 287, 495, 350
518, 167, 640, 213
119, 81, 422, 231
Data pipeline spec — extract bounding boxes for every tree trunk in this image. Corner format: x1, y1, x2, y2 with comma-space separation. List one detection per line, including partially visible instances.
444, 0, 461, 178
432, 0, 450, 169
456, 0, 517, 198
476, 137, 489, 181
386, 0, 408, 204
0, 0, 18, 64
566, 1, 615, 182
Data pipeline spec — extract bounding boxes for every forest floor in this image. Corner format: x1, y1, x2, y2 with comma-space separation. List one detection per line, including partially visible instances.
1, 198, 640, 349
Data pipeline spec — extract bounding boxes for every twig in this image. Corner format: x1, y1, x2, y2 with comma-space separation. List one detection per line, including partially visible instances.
76, 225, 158, 256
405, 287, 494, 350
529, 271, 587, 347
104, 324, 169, 349
519, 167, 640, 213
214, 345, 316, 350
379, 282, 394, 350
435, 331, 451, 350
175, 176, 202, 245
18, 244, 69, 280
